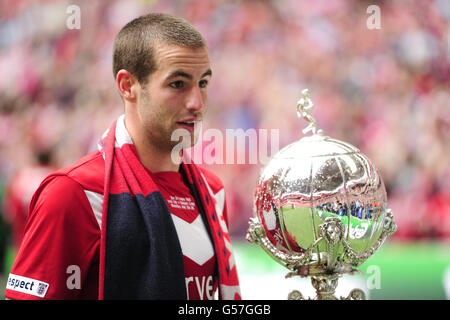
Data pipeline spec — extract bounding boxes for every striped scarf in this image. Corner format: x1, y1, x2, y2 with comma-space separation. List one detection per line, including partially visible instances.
97, 115, 241, 300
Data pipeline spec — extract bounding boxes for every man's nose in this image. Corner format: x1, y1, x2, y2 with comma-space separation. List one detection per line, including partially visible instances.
186, 86, 205, 111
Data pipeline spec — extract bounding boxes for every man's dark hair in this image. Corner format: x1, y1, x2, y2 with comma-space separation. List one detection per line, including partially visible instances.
112, 13, 206, 85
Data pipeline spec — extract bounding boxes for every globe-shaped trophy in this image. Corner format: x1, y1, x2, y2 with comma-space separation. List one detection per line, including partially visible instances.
246, 89, 397, 300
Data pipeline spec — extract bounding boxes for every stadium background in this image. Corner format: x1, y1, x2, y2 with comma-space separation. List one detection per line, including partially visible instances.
0, 0, 448, 299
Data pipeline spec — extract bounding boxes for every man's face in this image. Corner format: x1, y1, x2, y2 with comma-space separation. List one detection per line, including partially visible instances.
136, 43, 211, 154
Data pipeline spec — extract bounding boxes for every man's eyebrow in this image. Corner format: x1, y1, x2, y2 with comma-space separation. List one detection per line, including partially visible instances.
167, 70, 192, 81
166, 69, 212, 81
201, 69, 212, 78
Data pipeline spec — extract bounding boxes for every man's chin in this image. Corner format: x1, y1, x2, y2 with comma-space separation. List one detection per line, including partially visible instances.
182, 134, 199, 150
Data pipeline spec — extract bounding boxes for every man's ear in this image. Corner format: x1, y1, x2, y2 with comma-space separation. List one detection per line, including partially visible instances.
116, 69, 139, 102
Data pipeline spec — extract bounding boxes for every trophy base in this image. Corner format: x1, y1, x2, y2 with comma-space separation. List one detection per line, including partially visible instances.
287, 273, 366, 300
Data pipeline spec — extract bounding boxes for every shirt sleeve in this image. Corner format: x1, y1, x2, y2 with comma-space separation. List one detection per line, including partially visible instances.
4, 175, 100, 300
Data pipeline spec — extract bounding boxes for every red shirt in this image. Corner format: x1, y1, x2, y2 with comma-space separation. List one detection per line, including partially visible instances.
5, 151, 226, 300
151, 171, 217, 300
3, 165, 54, 249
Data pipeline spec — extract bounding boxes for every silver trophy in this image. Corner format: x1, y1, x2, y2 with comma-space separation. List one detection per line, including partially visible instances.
246, 89, 397, 300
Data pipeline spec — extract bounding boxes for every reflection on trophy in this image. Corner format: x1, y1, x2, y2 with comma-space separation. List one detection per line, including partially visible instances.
246, 89, 397, 300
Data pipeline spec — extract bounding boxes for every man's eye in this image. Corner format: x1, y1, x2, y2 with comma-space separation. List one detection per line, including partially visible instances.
199, 79, 209, 88
170, 81, 184, 89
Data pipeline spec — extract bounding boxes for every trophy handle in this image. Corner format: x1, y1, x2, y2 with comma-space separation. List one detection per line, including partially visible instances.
247, 209, 397, 271
246, 216, 345, 272
246, 217, 317, 270
342, 208, 397, 266
247, 213, 394, 300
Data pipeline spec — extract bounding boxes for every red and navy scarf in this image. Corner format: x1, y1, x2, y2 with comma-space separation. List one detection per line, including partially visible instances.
97, 115, 240, 300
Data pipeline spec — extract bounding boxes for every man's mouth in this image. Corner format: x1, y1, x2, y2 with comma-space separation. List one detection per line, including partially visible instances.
176, 120, 201, 131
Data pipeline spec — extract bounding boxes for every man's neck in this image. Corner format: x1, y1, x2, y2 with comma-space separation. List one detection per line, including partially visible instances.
137, 144, 180, 173
124, 114, 181, 173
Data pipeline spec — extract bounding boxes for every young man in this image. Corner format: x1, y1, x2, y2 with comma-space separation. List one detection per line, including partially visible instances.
5, 13, 241, 300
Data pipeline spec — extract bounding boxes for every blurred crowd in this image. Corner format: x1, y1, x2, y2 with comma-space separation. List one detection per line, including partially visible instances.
0, 0, 449, 267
